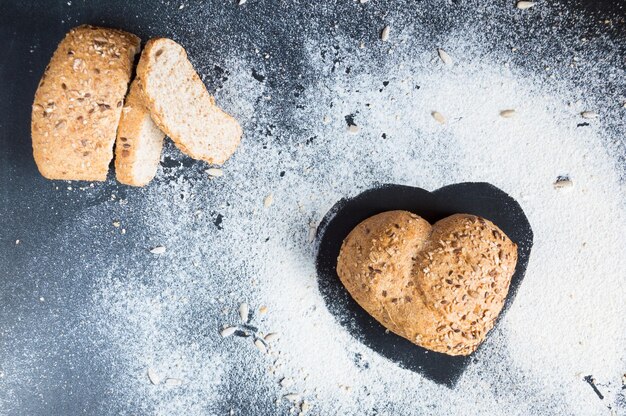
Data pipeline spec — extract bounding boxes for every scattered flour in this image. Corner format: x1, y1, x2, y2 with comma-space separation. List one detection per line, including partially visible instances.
92, 1, 625, 414
2, 1, 625, 415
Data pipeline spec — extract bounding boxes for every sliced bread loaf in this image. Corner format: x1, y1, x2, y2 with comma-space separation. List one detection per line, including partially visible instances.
31, 25, 140, 181
115, 79, 165, 186
136, 38, 242, 165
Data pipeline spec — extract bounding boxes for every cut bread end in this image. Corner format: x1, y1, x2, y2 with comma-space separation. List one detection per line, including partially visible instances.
115, 79, 165, 186
136, 38, 242, 165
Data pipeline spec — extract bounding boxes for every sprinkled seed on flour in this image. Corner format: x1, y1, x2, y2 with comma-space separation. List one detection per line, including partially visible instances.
206, 168, 224, 177
346, 124, 360, 134
580, 110, 598, 119
516, 1, 536, 9
431, 111, 446, 124
264, 194, 274, 207
255, 338, 268, 354
112, 221, 120, 227
500, 109, 516, 118
220, 326, 238, 337
149, 246, 166, 254
164, 378, 183, 386
264, 332, 279, 342
239, 302, 250, 322
147, 368, 161, 385
437, 48, 453, 65
380, 26, 390, 42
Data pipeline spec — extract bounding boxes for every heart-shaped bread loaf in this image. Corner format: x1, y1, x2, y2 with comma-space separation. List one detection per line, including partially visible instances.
336, 211, 518, 356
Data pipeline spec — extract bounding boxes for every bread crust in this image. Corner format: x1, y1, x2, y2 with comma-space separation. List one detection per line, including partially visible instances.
136, 38, 242, 165
337, 211, 518, 356
115, 79, 165, 186
31, 25, 140, 181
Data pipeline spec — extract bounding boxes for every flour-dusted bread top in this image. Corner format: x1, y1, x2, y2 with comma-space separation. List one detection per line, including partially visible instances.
136, 38, 242, 165
337, 211, 518, 356
31, 25, 140, 181
115, 79, 165, 187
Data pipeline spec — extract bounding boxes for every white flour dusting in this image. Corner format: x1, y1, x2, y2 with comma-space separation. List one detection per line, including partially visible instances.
85, 1, 626, 414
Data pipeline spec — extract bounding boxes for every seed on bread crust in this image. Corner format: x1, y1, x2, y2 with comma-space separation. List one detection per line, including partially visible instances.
31, 25, 140, 181
336, 211, 517, 356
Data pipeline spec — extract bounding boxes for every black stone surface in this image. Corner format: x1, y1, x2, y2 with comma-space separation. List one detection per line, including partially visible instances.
0, 0, 623, 414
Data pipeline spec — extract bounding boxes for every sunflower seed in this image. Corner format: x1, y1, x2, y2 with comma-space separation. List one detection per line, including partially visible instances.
437, 48, 453, 65
381, 26, 390, 42
516, 1, 536, 9
581, 110, 598, 119
431, 111, 446, 124
147, 368, 160, 385
164, 378, 182, 386
206, 168, 223, 177
284, 393, 301, 402
150, 246, 166, 254
347, 125, 360, 134
254, 338, 268, 354
500, 109, 516, 118
220, 326, 238, 337
239, 302, 250, 322
264, 194, 274, 207
264, 332, 279, 342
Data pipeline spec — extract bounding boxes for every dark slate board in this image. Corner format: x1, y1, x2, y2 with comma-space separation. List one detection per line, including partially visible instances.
0, 0, 622, 414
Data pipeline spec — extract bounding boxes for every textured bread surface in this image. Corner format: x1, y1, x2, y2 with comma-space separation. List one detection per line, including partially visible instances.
337, 211, 518, 356
31, 25, 140, 181
115, 79, 165, 186
136, 38, 242, 165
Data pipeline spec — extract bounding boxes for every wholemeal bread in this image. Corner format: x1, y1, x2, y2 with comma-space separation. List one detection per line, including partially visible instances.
115, 79, 165, 186
31, 25, 140, 181
336, 211, 518, 356
136, 38, 242, 165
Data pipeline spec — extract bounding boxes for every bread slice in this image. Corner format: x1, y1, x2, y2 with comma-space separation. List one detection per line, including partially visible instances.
136, 38, 242, 165
114, 79, 165, 186
31, 25, 140, 181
